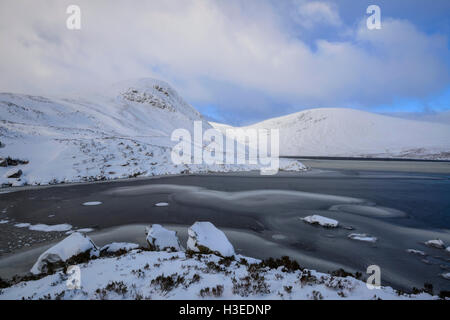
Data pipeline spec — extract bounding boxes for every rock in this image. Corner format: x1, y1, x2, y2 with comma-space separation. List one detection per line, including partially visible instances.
406, 249, 427, 256
187, 222, 235, 257
425, 239, 445, 249
301, 215, 339, 228
30, 232, 98, 275
441, 272, 450, 280
5, 169, 22, 179
145, 224, 183, 251
348, 233, 377, 243
0, 158, 7, 167
100, 242, 139, 254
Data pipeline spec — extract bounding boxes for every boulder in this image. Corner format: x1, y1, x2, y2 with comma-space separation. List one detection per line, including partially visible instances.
5, 168, 22, 179
30, 232, 98, 275
425, 239, 445, 249
187, 222, 235, 257
145, 224, 183, 251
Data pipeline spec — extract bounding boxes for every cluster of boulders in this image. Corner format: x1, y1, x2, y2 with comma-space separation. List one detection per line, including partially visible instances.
1, 156, 29, 181
30, 221, 235, 275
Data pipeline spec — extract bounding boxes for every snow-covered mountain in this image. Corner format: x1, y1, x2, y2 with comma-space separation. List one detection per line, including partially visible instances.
213, 108, 450, 160
1, 78, 304, 187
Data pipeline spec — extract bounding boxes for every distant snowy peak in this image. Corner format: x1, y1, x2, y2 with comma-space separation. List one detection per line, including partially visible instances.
231, 108, 450, 160
211, 108, 450, 160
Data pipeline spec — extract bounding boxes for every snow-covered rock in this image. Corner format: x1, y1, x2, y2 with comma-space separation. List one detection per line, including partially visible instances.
425, 239, 445, 249
100, 242, 139, 254
348, 233, 377, 243
406, 249, 427, 256
446, 247, 450, 254
187, 222, 235, 257
82, 202, 102, 206
30, 232, 97, 275
145, 224, 182, 252
301, 215, 339, 228
441, 273, 450, 280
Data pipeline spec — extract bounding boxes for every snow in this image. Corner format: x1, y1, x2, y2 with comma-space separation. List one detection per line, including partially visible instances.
212, 108, 450, 160
348, 233, 378, 243
406, 249, 426, 256
14, 223, 72, 232
0, 250, 436, 300
0, 222, 439, 300
66, 228, 94, 235
30, 232, 97, 275
100, 242, 139, 254
145, 224, 183, 251
154, 202, 169, 207
0, 78, 307, 188
425, 239, 445, 249
28, 224, 72, 232
187, 222, 235, 257
446, 247, 450, 253
301, 215, 339, 228
442, 273, 450, 280
82, 202, 102, 206
0, 219, 9, 224
14, 223, 31, 228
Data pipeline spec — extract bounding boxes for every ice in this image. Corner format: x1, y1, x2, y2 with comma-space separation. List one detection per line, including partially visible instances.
348, 233, 378, 243
425, 239, 445, 249
30, 232, 98, 275
145, 224, 182, 251
187, 222, 235, 257
301, 215, 339, 228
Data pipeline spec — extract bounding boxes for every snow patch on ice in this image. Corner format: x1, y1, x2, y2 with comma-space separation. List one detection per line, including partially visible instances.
154, 202, 169, 207
29, 224, 72, 232
425, 239, 445, 249
348, 233, 378, 243
301, 215, 339, 228
82, 201, 102, 206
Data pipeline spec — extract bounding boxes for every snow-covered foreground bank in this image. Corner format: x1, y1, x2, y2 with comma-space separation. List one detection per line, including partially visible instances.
0, 223, 437, 300
0, 78, 306, 187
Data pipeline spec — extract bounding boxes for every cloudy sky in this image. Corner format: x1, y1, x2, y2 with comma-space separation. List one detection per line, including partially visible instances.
0, 0, 449, 125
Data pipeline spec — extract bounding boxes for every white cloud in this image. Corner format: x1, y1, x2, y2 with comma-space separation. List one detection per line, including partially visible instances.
293, 0, 342, 29
0, 0, 448, 120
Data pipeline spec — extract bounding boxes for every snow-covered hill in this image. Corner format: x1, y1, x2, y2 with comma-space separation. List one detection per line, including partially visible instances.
0, 78, 304, 187
213, 108, 450, 159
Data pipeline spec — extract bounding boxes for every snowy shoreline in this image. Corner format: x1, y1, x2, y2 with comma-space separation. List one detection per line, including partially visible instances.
0, 224, 439, 300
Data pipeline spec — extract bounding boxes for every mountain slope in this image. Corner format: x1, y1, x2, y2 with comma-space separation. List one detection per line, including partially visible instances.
1, 78, 301, 187
215, 108, 450, 159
